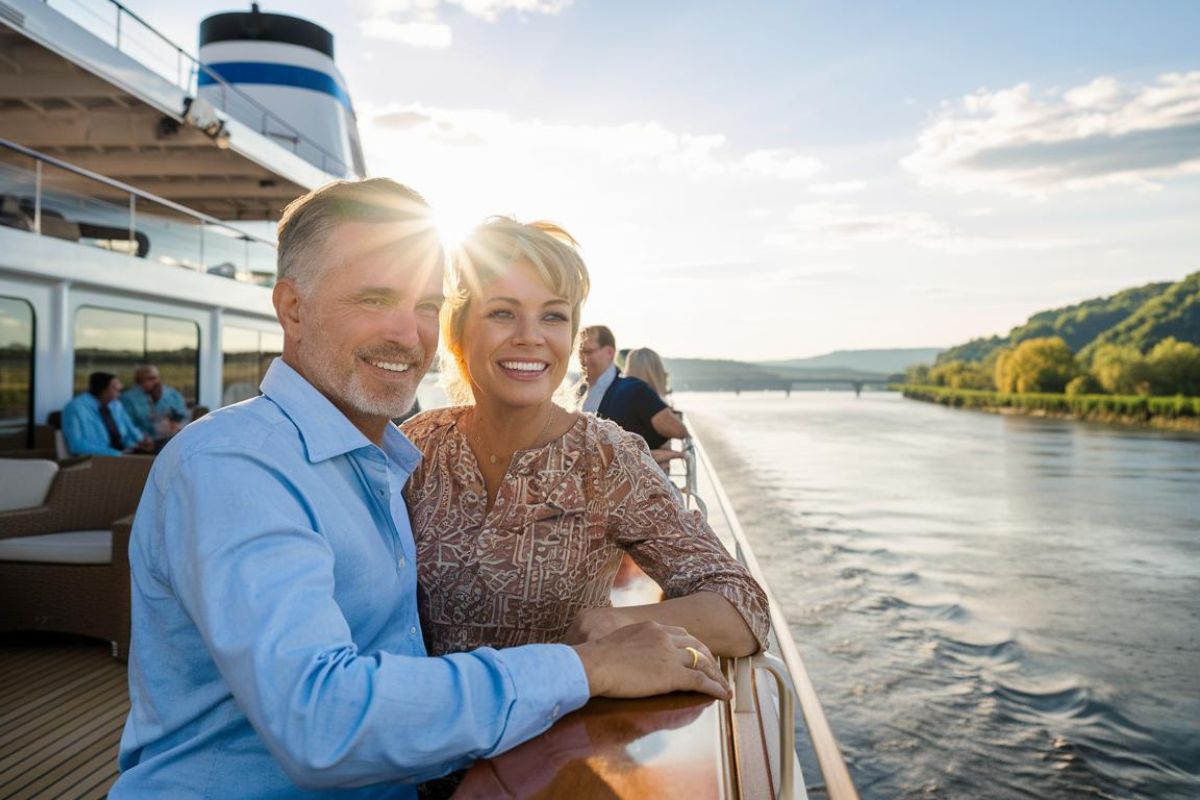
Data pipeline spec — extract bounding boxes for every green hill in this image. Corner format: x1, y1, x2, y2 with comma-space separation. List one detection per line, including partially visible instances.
1079, 272, 1200, 360
936, 271, 1198, 364
761, 347, 943, 374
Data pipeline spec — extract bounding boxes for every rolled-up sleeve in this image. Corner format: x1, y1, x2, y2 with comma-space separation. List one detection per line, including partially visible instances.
604, 435, 771, 652
158, 448, 589, 788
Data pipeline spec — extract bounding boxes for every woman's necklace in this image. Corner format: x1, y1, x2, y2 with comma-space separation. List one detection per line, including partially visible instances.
469, 404, 556, 465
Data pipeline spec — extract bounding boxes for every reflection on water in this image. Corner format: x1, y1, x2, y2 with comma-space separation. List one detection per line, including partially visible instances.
681, 391, 1200, 800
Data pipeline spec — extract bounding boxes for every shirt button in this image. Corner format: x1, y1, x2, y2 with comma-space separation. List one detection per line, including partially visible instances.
551, 703, 561, 718
409, 626, 417, 636
397, 555, 406, 569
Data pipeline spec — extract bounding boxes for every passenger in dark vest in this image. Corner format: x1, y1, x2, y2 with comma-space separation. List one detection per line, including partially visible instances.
577, 325, 688, 454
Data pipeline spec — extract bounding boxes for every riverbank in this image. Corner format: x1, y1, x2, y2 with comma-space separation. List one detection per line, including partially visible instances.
899, 385, 1200, 432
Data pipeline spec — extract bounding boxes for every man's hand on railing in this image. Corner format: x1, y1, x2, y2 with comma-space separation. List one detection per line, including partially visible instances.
571, 621, 730, 701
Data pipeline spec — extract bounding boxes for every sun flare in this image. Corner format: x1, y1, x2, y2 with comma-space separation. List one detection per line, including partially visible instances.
430, 203, 484, 251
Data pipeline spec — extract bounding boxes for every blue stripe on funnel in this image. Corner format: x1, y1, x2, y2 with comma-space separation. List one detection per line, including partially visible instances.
198, 62, 351, 110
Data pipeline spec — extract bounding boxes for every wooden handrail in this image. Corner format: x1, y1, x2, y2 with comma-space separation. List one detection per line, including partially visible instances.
690, 432, 860, 800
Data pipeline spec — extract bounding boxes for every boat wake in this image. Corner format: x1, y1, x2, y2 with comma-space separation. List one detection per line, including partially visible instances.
688, 403, 1200, 800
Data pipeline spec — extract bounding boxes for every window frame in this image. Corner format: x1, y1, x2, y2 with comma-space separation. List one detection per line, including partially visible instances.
0, 294, 36, 449
73, 305, 201, 405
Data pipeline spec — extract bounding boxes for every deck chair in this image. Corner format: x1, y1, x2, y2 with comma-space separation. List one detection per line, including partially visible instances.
0, 455, 152, 659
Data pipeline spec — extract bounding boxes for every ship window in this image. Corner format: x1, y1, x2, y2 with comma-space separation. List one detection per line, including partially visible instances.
222, 326, 282, 406
74, 307, 200, 405
147, 316, 201, 405
0, 296, 34, 449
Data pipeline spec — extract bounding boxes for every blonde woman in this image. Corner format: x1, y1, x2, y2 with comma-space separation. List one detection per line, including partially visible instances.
401, 218, 769, 665
623, 347, 687, 466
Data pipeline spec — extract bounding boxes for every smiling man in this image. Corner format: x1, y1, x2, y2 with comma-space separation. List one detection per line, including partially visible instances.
112, 179, 729, 798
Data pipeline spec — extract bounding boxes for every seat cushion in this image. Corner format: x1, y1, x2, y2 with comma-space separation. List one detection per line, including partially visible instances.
0, 530, 112, 564
0, 458, 59, 511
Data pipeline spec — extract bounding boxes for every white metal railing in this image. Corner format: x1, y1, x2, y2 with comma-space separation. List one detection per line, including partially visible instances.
688, 429, 861, 800
44, 0, 354, 177
0, 137, 277, 285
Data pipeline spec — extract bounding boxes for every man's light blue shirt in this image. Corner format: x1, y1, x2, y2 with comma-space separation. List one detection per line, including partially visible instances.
62, 391, 143, 456
121, 384, 188, 438
581, 364, 617, 413
113, 358, 590, 798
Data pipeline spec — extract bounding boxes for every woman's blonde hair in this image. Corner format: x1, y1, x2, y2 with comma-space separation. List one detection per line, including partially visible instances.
440, 216, 590, 405
624, 348, 670, 397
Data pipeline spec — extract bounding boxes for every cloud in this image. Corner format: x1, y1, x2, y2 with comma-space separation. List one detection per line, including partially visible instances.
742, 149, 824, 180
770, 201, 1081, 254
809, 180, 867, 195
360, 0, 573, 45
359, 19, 452, 48
445, 0, 573, 22
902, 71, 1200, 196
363, 103, 822, 181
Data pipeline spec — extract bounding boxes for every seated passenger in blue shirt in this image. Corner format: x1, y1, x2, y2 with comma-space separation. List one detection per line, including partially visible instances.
112, 178, 730, 799
62, 372, 154, 456
120, 364, 188, 440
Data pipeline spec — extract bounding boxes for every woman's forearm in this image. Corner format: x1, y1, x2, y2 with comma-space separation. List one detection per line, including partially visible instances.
606, 591, 760, 657
648, 448, 681, 464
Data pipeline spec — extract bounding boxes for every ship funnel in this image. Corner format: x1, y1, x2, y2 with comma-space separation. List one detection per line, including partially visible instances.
198, 5, 366, 178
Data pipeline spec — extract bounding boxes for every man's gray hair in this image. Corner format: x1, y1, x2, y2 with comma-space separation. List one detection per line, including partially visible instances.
276, 178, 440, 293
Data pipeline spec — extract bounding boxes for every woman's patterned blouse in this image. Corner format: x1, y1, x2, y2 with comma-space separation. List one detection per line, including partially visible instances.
400, 406, 771, 656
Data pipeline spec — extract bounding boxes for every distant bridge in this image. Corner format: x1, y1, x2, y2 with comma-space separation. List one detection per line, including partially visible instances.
732, 377, 894, 397
775, 377, 892, 397
673, 377, 894, 397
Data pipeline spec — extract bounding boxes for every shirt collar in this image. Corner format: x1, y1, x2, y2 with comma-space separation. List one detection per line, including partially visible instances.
82, 393, 115, 410
260, 358, 421, 471
582, 364, 618, 413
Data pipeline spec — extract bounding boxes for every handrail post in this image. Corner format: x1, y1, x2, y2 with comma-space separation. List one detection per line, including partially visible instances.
33, 159, 42, 235
198, 221, 205, 273
731, 654, 799, 799
128, 193, 135, 256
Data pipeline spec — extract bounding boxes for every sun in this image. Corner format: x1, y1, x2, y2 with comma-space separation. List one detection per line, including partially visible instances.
430, 203, 483, 252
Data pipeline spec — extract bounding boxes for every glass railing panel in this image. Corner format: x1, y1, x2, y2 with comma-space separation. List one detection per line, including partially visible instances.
47, 0, 120, 51
0, 151, 38, 233
44, 0, 350, 175
3, 139, 277, 280
201, 222, 248, 280
135, 198, 204, 270
46, 0, 189, 90
37, 161, 136, 252
246, 240, 277, 287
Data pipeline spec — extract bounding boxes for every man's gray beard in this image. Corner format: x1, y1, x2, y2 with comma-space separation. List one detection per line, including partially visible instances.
300, 337, 422, 420
340, 367, 418, 419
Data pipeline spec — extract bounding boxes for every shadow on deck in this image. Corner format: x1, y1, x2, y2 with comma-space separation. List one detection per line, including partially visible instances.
0, 634, 126, 799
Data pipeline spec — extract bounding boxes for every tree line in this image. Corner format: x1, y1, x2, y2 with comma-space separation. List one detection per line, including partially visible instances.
907, 336, 1200, 397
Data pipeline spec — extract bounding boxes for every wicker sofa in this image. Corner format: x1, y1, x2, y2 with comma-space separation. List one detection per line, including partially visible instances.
0, 455, 152, 659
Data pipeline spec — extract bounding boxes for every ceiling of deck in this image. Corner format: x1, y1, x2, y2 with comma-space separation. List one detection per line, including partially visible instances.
0, 27, 306, 221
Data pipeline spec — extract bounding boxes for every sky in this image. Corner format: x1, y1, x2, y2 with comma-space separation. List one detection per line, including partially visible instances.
133, 0, 1198, 360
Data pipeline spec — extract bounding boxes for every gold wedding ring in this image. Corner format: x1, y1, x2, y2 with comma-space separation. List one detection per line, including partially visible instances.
685, 646, 701, 670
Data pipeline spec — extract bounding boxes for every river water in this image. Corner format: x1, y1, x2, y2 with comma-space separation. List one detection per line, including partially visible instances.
679, 391, 1200, 800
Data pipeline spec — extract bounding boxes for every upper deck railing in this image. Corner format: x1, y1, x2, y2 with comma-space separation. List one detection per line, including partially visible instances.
43, 0, 354, 177
0, 137, 277, 285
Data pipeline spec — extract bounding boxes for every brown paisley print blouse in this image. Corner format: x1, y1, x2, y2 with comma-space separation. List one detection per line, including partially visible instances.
400, 406, 770, 656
